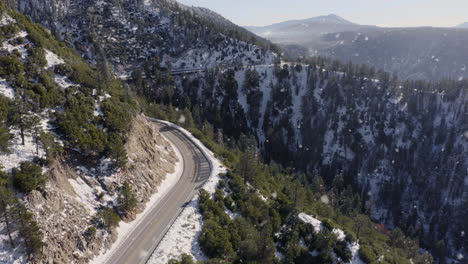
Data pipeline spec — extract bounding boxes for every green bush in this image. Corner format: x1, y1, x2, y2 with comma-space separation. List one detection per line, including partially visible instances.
97, 207, 120, 230
12, 161, 46, 193
359, 245, 379, 263
199, 219, 235, 259
85, 226, 97, 242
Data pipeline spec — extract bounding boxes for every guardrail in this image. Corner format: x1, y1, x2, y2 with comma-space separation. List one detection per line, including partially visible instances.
143, 117, 214, 264
146, 117, 214, 173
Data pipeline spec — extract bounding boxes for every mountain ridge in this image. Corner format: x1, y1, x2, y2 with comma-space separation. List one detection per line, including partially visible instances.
457, 22, 468, 28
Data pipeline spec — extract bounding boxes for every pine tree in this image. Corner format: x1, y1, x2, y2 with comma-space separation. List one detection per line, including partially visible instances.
16, 200, 43, 257
117, 182, 138, 216
0, 186, 16, 247
9, 97, 35, 146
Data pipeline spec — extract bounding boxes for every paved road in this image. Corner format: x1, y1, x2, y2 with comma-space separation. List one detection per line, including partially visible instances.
105, 122, 212, 264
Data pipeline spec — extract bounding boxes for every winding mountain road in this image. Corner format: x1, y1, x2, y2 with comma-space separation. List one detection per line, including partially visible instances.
104, 121, 212, 264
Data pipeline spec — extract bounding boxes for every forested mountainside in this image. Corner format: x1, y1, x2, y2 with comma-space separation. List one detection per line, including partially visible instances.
0, 2, 183, 263
7, 0, 467, 262
160, 58, 467, 262
248, 16, 468, 81
9, 0, 278, 79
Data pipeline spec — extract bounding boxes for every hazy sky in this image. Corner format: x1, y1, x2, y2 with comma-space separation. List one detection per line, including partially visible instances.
176, 0, 467, 27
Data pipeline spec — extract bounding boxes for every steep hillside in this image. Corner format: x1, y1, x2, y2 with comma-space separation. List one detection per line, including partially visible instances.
248, 16, 468, 81
160, 60, 467, 262
10, 0, 279, 79
8, 0, 467, 262
0, 2, 181, 263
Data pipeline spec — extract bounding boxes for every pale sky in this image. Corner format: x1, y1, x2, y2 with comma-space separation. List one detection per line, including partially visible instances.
176, 0, 467, 28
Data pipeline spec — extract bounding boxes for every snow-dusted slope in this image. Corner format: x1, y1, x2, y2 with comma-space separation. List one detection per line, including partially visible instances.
170, 62, 468, 260
12, 0, 278, 78
298, 213, 364, 264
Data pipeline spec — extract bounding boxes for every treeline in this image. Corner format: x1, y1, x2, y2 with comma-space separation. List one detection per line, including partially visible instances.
158, 112, 433, 263
144, 55, 466, 260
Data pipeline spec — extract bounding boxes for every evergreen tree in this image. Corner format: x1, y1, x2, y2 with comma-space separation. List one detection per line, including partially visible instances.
117, 181, 138, 216
16, 201, 44, 257
0, 185, 16, 247
12, 161, 46, 193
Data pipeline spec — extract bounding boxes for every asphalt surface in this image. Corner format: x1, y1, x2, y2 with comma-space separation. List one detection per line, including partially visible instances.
105, 122, 212, 264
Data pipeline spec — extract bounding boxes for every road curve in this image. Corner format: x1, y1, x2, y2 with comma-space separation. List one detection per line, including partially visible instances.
105, 121, 212, 264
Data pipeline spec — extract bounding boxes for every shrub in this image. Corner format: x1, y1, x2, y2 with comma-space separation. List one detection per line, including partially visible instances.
97, 207, 120, 230
334, 240, 352, 263
85, 226, 97, 242
359, 245, 378, 263
12, 161, 46, 193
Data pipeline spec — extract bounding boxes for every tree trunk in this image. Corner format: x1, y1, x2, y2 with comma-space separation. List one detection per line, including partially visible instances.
20, 127, 25, 146
1, 199, 15, 247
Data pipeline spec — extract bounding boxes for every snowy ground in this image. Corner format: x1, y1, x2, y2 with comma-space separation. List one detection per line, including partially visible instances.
0, 227, 27, 264
0, 126, 47, 172
147, 119, 226, 264
44, 49, 64, 69
298, 212, 364, 264
90, 133, 184, 264
0, 79, 15, 99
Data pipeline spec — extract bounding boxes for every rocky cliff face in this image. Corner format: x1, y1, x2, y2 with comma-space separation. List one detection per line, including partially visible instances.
27, 115, 178, 263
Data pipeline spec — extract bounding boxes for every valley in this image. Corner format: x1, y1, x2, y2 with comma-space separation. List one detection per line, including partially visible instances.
0, 0, 466, 263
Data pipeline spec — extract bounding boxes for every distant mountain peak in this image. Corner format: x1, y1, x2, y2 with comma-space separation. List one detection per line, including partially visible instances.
304, 14, 355, 25
456, 22, 468, 28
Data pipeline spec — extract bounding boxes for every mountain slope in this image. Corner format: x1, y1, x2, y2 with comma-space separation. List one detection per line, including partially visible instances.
10, 0, 279, 79
456, 22, 468, 28
8, 0, 467, 262
0, 2, 184, 263
162, 61, 467, 262
246, 14, 374, 48
248, 16, 468, 81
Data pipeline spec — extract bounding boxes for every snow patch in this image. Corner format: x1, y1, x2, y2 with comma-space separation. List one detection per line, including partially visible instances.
44, 49, 64, 69
0, 79, 15, 99
148, 119, 227, 264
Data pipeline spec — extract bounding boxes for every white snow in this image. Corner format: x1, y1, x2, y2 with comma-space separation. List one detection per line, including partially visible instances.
298, 212, 364, 264
0, 228, 27, 264
54, 75, 76, 89
298, 213, 323, 233
0, 127, 46, 172
68, 177, 99, 214
0, 79, 15, 99
90, 134, 184, 264
147, 119, 226, 264
44, 49, 64, 69
0, 14, 15, 26
1, 31, 28, 59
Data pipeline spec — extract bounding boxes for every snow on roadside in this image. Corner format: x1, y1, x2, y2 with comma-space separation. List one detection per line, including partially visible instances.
90, 135, 184, 264
298, 212, 364, 264
147, 119, 227, 264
